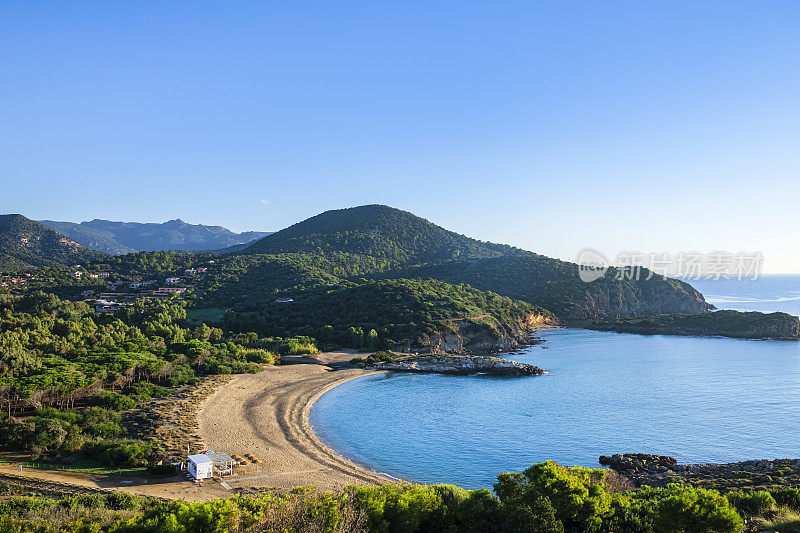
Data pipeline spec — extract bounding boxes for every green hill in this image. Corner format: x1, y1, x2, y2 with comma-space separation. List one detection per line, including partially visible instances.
221, 278, 552, 353
0, 215, 108, 270
39, 218, 271, 254
235, 205, 711, 321
391, 255, 710, 320
242, 204, 515, 262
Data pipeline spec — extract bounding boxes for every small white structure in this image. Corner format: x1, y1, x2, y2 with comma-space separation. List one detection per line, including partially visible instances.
187, 454, 214, 480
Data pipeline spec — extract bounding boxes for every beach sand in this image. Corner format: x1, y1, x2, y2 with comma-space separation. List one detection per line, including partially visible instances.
197, 352, 390, 491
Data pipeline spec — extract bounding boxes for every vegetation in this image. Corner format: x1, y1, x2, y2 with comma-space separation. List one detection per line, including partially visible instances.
0, 214, 107, 270
221, 278, 548, 351
231, 205, 711, 321
242, 204, 516, 263
591, 310, 800, 339
0, 292, 280, 470
351, 350, 404, 367
0, 461, 778, 532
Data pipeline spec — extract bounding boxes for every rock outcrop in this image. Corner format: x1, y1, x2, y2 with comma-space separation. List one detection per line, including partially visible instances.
369, 355, 544, 376
414, 313, 554, 355
574, 273, 714, 321
599, 453, 800, 492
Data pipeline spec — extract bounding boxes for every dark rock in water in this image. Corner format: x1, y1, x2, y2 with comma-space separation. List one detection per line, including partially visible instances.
369, 355, 543, 376
599, 453, 677, 470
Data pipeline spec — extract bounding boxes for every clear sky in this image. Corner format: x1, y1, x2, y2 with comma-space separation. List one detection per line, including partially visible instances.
2, 2, 800, 272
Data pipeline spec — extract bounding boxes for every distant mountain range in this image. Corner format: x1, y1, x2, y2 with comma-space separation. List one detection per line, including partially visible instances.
0, 215, 107, 269
39, 219, 271, 255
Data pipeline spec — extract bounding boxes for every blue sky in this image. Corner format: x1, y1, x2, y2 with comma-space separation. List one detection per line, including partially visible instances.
2, 2, 800, 272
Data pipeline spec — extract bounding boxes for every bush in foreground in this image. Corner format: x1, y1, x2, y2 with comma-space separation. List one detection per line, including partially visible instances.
0, 462, 756, 532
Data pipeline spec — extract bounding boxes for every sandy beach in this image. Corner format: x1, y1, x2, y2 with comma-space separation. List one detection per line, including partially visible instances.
197, 352, 390, 491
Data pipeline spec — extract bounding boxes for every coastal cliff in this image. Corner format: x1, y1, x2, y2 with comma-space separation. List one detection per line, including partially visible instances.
369, 354, 543, 376
590, 310, 800, 340
412, 313, 555, 355
569, 272, 714, 322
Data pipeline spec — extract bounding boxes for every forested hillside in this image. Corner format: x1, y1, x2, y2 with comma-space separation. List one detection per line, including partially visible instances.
0, 215, 107, 270
242, 204, 516, 262
0, 291, 317, 469
220, 278, 551, 352
235, 205, 711, 321
392, 256, 712, 320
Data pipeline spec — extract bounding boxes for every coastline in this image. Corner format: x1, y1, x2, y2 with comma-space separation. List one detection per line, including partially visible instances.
301, 370, 401, 482
197, 352, 393, 491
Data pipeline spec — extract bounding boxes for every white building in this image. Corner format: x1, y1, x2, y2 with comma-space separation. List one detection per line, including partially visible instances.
187, 454, 214, 480
186, 452, 235, 480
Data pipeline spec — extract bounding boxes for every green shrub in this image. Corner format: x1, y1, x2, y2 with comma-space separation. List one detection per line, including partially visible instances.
454, 488, 502, 532
89, 391, 137, 411
146, 462, 177, 476
353, 483, 466, 532
771, 487, 800, 511
726, 489, 776, 517
243, 348, 276, 365
81, 440, 164, 468
105, 492, 146, 511
126, 382, 170, 401
495, 461, 611, 532
632, 484, 744, 533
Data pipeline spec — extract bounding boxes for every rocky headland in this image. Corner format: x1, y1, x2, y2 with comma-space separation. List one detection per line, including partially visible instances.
410, 313, 555, 355
569, 272, 714, 321
368, 354, 544, 376
589, 310, 800, 340
600, 453, 800, 492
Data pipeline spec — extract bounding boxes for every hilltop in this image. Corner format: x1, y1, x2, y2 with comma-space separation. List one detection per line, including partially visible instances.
242, 204, 515, 262
235, 205, 712, 321
40, 218, 271, 254
0, 214, 107, 269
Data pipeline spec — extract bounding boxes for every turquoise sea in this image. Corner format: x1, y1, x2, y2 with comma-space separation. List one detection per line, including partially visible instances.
309, 275, 800, 489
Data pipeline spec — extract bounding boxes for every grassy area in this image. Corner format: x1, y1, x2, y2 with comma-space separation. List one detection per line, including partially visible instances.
21, 460, 150, 478
749, 508, 800, 532
186, 306, 227, 323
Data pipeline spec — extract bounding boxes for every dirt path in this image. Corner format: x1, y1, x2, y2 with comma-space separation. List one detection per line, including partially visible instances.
198, 352, 391, 491
0, 464, 229, 501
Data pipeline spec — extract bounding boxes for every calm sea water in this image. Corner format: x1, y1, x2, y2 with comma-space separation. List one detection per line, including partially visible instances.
309, 275, 800, 489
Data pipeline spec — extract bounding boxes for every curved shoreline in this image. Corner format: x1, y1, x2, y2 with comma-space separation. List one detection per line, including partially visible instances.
197, 354, 394, 491
301, 370, 401, 482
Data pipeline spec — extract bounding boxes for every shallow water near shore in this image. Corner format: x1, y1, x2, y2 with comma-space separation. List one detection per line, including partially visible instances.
310, 276, 800, 489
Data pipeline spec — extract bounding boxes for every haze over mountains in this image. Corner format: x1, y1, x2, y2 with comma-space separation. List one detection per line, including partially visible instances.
39, 219, 271, 255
